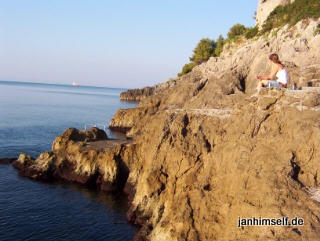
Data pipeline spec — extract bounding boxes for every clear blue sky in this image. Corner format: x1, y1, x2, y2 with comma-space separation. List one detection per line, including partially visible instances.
0, 0, 257, 88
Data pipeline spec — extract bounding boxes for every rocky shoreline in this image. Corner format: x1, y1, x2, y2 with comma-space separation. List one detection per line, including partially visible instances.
3, 15, 320, 241
110, 18, 320, 240
120, 78, 177, 101
8, 127, 153, 239
10, 86, 320, 240
12, 127, 134, 192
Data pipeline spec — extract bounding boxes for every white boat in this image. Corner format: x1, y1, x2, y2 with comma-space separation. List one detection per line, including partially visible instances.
72, 81, 80, 87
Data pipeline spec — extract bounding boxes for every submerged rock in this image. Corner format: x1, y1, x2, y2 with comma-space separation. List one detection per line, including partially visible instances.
0, 157, 16, 164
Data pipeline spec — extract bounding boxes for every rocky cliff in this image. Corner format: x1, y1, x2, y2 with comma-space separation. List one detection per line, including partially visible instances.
111, 19, 320, 133
120, 78, 177, 101
13, 127, 135, 192
12, 13, 320, 241
256, 0, 294, 28
108, 19, 320, 240
125, 87, 320, 240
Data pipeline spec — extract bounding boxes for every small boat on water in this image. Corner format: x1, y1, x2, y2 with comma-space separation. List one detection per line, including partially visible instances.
72, 81, 80, 87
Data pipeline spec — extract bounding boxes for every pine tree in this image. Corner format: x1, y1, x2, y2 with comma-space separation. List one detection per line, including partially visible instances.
215, 35, 225, 57
189, 38, 216, 65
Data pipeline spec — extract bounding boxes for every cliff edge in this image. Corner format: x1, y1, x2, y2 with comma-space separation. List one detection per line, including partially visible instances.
256, 0, 294, 28
109, 18, 320, 240
12, 4, 320, 241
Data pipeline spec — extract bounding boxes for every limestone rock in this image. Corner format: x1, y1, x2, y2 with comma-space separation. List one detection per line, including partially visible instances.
13, 154, 34, 168
110, 19, 320, 240
11, 14, 320, 241
13, 128, 130, 191
256, 0, 294, 28
120, 78, 177, 101
109, 108, 148, 134
123, 88, 320, 240
52, 127, 107, 152
120, 87, 154, 101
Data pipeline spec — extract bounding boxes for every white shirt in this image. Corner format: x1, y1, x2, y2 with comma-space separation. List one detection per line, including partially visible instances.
276, 69, 289, 84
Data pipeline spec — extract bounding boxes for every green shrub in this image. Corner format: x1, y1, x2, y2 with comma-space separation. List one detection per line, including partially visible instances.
261, 0, 320, 34
271, 29, 279, 37
214, 35, 225, 56
245, 26, 259, 39
227, 24, 247, 39
178, 62, 196, 77
178, 38, 216, 76
189, 38, 217, 64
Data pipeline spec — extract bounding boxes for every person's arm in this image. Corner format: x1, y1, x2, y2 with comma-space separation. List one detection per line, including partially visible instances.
257, 64, 278, 80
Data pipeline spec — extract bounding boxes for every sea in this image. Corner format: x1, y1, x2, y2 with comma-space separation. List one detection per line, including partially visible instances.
0, 80, 138, 241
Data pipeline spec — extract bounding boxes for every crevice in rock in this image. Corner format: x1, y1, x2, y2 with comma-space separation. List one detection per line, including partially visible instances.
156, 127, 170, 152
234, 72, 247, 93
160, 168, 169, 178
177, 159, 201, 179
156, 204, 165, 224
195, 154, 201, 163
251, 113, 271, 138
193, 79, 208, 97
181, 114, 190, 137
198, 126, 214, 153
289, 152, 304, 187
238, 75, 246, 93
186, 196, 200, 241
314, 172, 318, 186
203, 137, 212, 152
114, 145, 130, 190
158, 168, 168, 196
203, 184, 211, 191
292, 228, 302, 236
265, 98, 279, 110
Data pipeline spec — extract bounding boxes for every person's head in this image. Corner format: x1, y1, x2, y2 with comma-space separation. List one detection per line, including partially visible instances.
269, 53, 282, 65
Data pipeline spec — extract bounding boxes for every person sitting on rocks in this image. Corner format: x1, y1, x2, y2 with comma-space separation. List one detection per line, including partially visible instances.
256, 53, 289, 91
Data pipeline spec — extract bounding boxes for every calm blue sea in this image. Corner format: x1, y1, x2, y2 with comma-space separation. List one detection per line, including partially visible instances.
0, 80, 138, 241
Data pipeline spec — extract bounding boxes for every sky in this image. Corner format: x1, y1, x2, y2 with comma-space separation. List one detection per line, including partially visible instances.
0, 0, 257, 88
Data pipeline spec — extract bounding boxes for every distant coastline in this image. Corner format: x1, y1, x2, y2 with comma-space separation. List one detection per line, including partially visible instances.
0, 80, 128, 91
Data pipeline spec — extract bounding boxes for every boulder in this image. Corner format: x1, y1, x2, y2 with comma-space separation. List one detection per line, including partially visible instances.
13, 128, 131, 192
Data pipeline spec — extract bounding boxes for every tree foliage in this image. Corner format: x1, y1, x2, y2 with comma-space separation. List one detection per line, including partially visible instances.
214, 35, 225, 56
178, 62, 196, 77
227, 24, 246, 39
177, 0, 320, 77
189, 38, 217, 65
261, 0, 320, 33
178, 38, 217, 76
245, 26, 259, 39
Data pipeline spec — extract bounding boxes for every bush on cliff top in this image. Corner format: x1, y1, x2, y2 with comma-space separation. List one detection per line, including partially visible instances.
178, 0, 320, 77
261, 0, 320, 33
178, 62, 196, 77
189, 38, 217, 65
177, 24, 253, 76
245, 26, 259, 39
227, 23, 247, 39
214, 35, 225, 57
178, 38, 217, 76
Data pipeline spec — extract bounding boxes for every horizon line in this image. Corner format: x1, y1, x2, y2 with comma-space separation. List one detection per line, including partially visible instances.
0, 79, 129, 90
